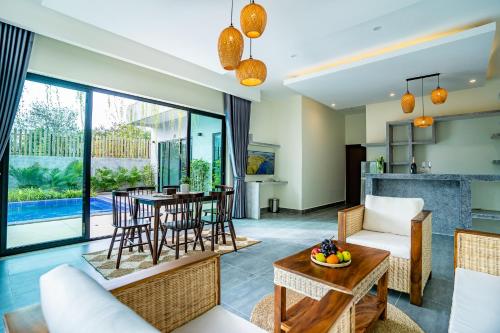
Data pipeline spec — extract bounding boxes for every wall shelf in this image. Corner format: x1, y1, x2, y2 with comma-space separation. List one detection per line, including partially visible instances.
248, 134, 280, 149
390, 161, 410, 166
472, 209, 500, 221
363, 142, 386, 147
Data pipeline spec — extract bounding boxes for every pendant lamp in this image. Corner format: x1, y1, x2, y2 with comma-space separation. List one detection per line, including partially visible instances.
431, 74, 448, 104
218, 0, 244, 70
414, 78, 434, 128
236, 39, 267, 86
240, 0, 267, 38
401, 81, 415, 114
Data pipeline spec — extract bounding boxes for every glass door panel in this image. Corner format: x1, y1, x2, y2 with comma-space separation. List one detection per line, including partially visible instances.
6, 80, 86, 249
190, 114, 224, 192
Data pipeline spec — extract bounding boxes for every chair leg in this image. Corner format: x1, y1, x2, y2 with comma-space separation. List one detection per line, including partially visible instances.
211, 223, 215, 251
198, 226, 205, 252
175, 230, 180, 259
116, 230, 127, 269
128, 227, 134, 252
144, 226, 154, 258
137, 227, 144, 253
184, 229, 188, 253
221, 222, 227, 244
107, 228, 118, 259
228, 221, 238, 252
158, 226, 168, 256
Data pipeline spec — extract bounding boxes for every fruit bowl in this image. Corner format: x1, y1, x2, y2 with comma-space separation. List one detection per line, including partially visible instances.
310, 255, 351, 268
310, 239, 352, 268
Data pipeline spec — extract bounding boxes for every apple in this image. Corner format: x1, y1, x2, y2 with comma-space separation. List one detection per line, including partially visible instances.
311, 248, 321, 256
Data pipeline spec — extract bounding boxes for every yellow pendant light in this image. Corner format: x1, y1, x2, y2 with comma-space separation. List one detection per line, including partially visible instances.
431, 74, 448, 104
240, 0, 267, 38
414, 78, 434, 128
401, 81, 415, 113
236, 39, 267, 86
218, 0, 244, 70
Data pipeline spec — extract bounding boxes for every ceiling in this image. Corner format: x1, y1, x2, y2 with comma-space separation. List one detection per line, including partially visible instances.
4, 0, 500, 109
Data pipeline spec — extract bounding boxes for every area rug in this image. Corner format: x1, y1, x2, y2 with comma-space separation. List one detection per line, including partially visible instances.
250, 290, 424, 333
83, 235, 260, 280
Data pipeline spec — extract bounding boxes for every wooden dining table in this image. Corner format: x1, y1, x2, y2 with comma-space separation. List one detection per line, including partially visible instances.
130, 192, 214, 264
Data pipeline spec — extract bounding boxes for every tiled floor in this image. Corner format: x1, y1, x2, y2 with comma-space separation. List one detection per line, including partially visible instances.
0, 207, 453, 333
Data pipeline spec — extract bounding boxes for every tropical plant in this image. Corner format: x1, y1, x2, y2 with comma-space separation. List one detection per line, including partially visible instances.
91, 165, 156, 192
9, 163, 47, 188
190, 159, 210, 191
8, 188, 95, 202
141, 164, 155, 187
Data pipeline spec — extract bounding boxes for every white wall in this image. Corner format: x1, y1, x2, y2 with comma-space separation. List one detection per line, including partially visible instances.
301, 97, 346, 210
345, 112, 366, 145
29, 35, 224, 115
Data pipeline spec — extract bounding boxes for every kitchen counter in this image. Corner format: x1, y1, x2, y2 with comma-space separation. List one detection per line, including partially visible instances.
365, 173, 500, 235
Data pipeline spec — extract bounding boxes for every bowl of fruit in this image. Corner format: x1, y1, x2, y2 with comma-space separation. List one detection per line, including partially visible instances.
311, 239, 352, 268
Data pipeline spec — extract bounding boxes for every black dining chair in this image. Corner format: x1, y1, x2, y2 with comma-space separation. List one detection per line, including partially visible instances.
126, 186, 157, 220
159, 192, 205, 259
201, 190, 237, 252
107, 191, 154, 269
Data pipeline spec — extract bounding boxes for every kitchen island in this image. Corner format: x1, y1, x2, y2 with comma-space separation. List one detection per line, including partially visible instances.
365, 173, 500, 235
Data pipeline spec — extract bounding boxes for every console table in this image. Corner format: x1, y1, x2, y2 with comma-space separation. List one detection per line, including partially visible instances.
245, 181, 288, 219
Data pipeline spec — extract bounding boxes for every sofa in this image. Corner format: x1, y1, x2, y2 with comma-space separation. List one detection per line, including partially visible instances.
450, 229, 500, 333
338, 194, 432, 305
3, 252, 267, 333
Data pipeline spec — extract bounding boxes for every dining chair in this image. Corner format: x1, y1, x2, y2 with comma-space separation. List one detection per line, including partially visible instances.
107, 191, 154, 269
201, 190, 237, 252
126, 186, 157, 220
203, 185, 234, 216
159, 192, 205, 259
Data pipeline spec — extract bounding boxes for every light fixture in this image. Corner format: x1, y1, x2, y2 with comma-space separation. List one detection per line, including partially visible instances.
373, 26, 382, 31
218, 0, 244, 70
401, 81, 415, 113
469, 79, 477, 83
390, 92, 395, 97
414, 78, 434, 128
236, 39, 267, 86
240, 0, 267, 38
331, 103, 336, 107
431, 74, 447, 104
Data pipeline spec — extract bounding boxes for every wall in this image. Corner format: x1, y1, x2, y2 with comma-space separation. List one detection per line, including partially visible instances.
301, 97, 346, 210
345, 112, 366, 145
28, 35, 224, 115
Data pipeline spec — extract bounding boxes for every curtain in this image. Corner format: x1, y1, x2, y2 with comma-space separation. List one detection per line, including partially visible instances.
0, 22, 34, 161
224, 93, 251, 218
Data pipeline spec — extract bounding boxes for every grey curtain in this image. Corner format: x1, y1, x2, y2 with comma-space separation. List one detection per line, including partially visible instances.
224, 93, 251, 218
0, 22, 34, 161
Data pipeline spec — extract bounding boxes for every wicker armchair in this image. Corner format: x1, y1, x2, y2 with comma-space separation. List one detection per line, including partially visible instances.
338, 195, 432, 306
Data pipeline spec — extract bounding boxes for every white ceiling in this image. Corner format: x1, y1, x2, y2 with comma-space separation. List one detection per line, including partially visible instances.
7, 0, 500, 108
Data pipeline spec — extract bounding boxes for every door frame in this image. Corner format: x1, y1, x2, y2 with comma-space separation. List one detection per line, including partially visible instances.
0, 73, 227, 256
345, 144, 366, 206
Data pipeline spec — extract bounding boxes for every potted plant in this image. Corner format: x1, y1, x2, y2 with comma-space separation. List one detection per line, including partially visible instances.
376, 156, 385, 174
180, 176, 190, 193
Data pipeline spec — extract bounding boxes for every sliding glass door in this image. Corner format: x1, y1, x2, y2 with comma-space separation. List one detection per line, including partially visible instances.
2, 78, 88, 250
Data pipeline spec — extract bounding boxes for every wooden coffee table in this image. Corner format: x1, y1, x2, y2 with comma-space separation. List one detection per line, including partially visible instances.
273, 241, 390, 333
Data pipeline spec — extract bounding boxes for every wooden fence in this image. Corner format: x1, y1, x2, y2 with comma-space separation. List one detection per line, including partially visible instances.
9, 129, 150, 159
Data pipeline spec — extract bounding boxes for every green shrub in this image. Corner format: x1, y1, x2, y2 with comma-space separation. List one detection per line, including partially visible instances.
91, 165, 156, 192
190, 159, 210, 191
8, 188, 94, 202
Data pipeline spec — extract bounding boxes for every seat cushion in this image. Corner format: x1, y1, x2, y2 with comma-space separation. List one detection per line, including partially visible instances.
363, 195, 424, 236
449, 268, 500, 333
347, 230, 410, 259
40, 265, 159, 333
173, 306, 266, 333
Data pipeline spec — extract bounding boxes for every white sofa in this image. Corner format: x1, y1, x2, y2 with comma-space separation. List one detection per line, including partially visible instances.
338, 194, 432, 305
3, 252, 266, 333
449, 229, 500, 333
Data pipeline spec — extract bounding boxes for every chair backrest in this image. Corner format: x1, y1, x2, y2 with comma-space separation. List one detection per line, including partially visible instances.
126, 187, 155, 218
171, 192, 204, 229
210, 190, 234, 223
215, 185, 233, 191
112, 191, 130, 228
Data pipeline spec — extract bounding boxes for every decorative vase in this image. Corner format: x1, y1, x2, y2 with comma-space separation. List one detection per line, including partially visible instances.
180, 184, 190, 193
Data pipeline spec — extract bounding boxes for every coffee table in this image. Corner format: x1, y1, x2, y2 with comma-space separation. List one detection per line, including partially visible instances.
273, 241, 390, 333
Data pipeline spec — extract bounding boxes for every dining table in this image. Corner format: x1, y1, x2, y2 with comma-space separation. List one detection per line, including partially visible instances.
130, 192, 214, 264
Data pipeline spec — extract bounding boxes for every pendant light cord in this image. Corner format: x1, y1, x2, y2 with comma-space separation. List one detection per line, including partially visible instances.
250, 39, 253, 58
406, 81, 409, 93
230, 0, 234, 26
421, 78, 425, 116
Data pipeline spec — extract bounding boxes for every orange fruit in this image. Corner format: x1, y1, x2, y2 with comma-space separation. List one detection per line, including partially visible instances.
326, 254, 339, 264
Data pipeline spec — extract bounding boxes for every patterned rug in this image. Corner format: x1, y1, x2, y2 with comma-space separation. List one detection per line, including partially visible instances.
251, 290, 424, 333
83, 234, 260, 280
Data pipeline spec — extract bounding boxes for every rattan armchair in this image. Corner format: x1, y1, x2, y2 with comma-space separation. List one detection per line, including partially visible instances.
338, 203, 432, 306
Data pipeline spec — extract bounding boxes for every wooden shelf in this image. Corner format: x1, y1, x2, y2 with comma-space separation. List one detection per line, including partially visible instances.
472, 209, 500, 221
363, 142, 386, 147
390, 161, 410, 166
355, 294, 386, 333
390, 141, 408, 146
412, 140, 435, 145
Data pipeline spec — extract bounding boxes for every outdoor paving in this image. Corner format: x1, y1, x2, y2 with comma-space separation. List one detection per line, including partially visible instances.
0, 207, 453, 333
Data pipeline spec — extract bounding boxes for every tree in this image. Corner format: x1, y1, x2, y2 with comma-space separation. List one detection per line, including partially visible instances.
14, 101, 79, 134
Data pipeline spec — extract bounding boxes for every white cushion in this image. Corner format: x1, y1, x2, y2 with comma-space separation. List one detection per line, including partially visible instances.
449, 268, 500, 333
347, 230, 410, 259
40, 265, 159, 333
173, 306, 266, 333
363, 195, 424, 236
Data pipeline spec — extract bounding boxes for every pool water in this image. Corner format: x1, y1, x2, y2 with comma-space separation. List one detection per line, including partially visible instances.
7, 197, 114, 225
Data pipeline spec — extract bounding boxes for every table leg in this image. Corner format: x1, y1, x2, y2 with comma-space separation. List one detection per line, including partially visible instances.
152, 205, 160, 265
377, 271, 388, 320
274, 284, 286, 333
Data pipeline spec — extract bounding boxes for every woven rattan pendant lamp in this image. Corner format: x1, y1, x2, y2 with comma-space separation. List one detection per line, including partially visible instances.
414, 78, 434, 128
218, 0, 244, 70
401, 81, 415, 114
431, 74, 448, 104
240, 0, 267, 38
236, 39, 267, 86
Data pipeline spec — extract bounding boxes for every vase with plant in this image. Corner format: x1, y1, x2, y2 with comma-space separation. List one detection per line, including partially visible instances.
180, 176, 190, 193
376, 156, 385, 174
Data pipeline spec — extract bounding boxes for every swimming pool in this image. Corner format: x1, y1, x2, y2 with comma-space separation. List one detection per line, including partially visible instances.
7, 197, 114, 225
